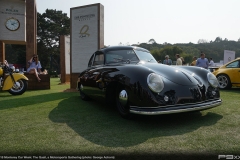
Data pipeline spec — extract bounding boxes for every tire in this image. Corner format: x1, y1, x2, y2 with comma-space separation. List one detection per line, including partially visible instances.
8, 79, 28, 95
116, 85, 131, 118
217, 74, 232, 89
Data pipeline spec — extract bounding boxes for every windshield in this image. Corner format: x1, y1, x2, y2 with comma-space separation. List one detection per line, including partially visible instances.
134, 50, 157, 63
105, 50, 139, 64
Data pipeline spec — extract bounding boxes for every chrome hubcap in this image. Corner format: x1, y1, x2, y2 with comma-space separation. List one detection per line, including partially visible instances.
217, 76, 228, 88
119, 90, 128, 106
13, 82, 21, 89
11, 80, 24, 92
80, 84, 84, 91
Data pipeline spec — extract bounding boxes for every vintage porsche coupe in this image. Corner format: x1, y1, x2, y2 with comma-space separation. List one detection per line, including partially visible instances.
77, 46, 222, 118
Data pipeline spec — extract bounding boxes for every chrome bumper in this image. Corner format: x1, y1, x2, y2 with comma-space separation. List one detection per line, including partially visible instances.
130, 99, 222, 115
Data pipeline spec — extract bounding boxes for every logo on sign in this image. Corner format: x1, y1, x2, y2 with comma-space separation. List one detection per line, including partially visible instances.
79, 25, 90, 38
74, 14, 95, 21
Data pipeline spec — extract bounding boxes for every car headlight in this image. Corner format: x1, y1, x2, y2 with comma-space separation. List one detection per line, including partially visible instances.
207, 72, 219, 88
147, 73, 164, 93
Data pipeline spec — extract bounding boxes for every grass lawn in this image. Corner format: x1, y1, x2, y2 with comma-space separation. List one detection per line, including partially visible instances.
0, 78, 240, 159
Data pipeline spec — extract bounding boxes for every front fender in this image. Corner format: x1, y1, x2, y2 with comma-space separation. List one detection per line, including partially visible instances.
2, 73, 28, 90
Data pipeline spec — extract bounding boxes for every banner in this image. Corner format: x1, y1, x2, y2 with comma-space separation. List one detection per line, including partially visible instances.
223, 50, 235, 65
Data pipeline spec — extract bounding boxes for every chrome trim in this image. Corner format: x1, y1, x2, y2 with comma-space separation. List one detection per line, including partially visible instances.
80, 84, 83, 91
130, 99, 222, 115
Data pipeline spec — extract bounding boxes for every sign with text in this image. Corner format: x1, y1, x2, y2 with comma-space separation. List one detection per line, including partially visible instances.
0, 0, 26, 42
70, 3, 104, 73
224, 50, 235, 65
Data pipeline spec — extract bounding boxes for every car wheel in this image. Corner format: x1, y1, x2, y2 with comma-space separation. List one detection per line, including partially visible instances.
217, 74, 232, 89
79, 84, 89, 100
116, 86, 130, 118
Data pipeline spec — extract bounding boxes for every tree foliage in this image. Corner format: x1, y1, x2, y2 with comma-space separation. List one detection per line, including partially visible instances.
197, 39, 209, 44
148, 39, 156, 44
151, 45, 183, 62
37, 9, 70, 73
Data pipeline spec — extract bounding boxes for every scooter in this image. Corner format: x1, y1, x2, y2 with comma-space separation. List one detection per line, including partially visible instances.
0, 60, 28, 95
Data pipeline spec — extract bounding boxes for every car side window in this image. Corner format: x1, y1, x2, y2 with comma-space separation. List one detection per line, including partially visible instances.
226, 61, 239, 68
93, 52, 104, 66
88, 54, 94, 67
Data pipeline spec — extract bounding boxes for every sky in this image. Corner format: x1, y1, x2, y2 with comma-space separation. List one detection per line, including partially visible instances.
36, 0, 240, 46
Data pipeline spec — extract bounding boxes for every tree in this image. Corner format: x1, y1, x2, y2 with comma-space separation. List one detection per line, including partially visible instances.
214, 37, 222, 42
37, 9, 70, 73
151, 45, 183, 62
197, 39, 208, 44
148, 39, 156, 44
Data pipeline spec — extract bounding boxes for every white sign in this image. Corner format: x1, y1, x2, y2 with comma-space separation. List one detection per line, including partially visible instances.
223, 50, 235, 65
64, 35, 70, 74
0, 0, 26, 42
71, 5, 99, 73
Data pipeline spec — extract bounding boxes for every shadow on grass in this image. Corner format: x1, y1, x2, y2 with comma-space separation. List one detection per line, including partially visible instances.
49, 96, 223, 147
0, 92, 73, 110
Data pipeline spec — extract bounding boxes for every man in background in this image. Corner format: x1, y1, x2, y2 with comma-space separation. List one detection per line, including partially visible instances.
196, 52, 209, 69
163, 55, 172, 65
175, 54, 182, 65
209, 57, 215, 67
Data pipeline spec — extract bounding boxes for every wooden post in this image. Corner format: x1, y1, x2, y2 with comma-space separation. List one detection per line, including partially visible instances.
0, 41, 5, 63
26, 0, 37, 68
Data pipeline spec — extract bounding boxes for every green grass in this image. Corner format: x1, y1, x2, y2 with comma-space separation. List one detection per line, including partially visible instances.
0, 79, 240, 159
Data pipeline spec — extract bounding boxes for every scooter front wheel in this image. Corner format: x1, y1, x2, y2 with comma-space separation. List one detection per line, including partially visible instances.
8, 79, 28, 95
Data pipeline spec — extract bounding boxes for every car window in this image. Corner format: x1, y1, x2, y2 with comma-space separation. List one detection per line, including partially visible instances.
88, 54, 94, 67
93, 52, 104, 66
134, 50, 157, 63
226, 61, 239, 68
105, 50, 139, 64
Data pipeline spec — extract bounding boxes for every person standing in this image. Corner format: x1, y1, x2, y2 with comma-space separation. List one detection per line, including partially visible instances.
191, 56, 197, 66
163, 55, 172, 65
209, 57, 214, 67
175, 54, 182, 65
180, 57, 186, 65
196, 52, 209, 69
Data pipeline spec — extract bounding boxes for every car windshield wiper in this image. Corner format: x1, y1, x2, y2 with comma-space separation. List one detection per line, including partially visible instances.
148, 59, 154, 62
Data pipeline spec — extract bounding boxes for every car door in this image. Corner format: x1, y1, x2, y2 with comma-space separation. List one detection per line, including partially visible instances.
225, 60, 240, 83
80, 51, 106, 101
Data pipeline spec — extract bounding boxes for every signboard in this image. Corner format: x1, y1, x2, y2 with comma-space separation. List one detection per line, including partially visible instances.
70, 3, 104, 89
71, 4, 103, 73
64, 35, 70, 74
0, 0, 26, 42
224, 50, 235, 65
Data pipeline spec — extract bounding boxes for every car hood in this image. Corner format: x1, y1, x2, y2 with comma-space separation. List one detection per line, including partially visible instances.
140, 63, 199, 86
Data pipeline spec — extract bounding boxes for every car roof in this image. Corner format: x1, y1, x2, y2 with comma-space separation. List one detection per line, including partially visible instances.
99, 46, 150, 53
